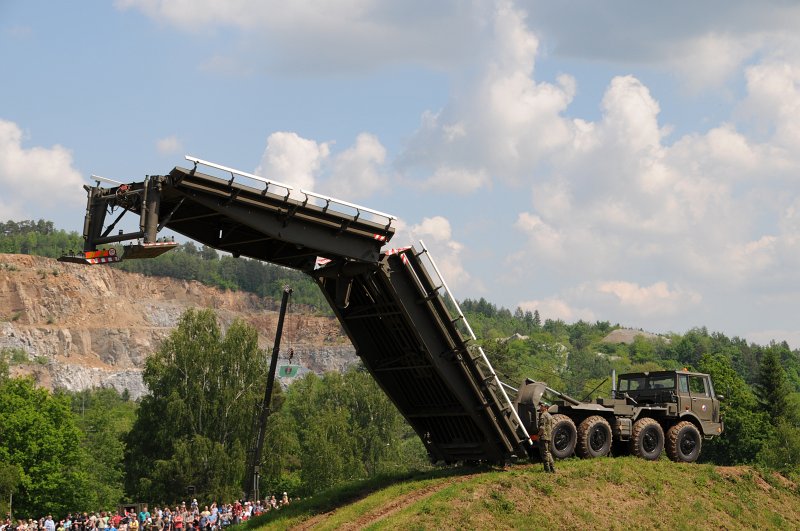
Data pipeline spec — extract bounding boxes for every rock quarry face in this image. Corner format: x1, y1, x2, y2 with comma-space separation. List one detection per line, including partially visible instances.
0, 254, 357, 399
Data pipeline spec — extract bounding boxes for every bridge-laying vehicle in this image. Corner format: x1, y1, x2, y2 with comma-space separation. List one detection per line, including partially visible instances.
61, 156, 722, 466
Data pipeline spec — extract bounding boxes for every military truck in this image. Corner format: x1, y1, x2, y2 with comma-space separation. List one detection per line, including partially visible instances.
515, 370, 724, 463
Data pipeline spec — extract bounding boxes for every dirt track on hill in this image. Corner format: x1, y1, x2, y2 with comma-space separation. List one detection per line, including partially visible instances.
294, 472, 481, 530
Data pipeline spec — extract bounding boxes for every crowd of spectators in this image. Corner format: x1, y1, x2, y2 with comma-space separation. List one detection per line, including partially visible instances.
0, 492, 294, 531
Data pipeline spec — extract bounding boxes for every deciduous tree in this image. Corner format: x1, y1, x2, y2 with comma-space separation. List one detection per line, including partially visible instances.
125, 309, 268, 502
698, 353, 770, 464
0, 378, 92, 517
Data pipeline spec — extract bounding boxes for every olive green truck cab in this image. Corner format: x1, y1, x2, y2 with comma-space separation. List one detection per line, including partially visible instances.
516, 370, 724, 462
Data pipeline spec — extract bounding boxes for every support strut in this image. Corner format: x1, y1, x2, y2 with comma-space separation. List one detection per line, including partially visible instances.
245, 285, 293, 501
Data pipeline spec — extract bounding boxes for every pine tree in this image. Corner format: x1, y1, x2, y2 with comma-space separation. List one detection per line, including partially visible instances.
757, 346, 790, 425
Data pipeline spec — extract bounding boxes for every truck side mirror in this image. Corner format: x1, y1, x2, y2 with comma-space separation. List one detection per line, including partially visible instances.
716, 394, 725, 401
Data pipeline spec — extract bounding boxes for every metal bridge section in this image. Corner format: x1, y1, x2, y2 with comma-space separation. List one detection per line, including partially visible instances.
72, 156, 533, 463
316, 244, 532, 462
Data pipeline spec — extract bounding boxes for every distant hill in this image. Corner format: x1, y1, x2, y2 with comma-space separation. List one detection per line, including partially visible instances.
247, 458, 799, 530
602, 328, 663, 344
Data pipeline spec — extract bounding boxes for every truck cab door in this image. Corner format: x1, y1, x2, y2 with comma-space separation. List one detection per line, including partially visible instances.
688, 375, 714, 423
677, 374, 692, 413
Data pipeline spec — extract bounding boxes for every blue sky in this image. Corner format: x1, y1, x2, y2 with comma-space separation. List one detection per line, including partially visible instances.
2, 1, 800, 348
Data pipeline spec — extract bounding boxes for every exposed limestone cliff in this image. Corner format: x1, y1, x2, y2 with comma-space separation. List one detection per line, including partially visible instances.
0, 254, 357, 398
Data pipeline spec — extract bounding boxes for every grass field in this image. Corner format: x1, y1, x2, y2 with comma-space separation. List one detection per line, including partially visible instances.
241, 458, 800, 530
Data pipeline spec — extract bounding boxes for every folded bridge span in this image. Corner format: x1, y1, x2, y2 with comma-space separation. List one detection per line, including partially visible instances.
75, 157, 533, 464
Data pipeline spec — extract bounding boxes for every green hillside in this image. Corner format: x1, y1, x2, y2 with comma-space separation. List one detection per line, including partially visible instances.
246, 459, 799, 530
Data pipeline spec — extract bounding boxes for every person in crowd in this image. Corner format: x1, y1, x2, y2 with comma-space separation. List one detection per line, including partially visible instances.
218, 512, 227, 529
205, 507, 216, 531
137, 507, 149, 527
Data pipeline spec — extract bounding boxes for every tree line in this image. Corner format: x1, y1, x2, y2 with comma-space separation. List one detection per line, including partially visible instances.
0, 220, 82, 258
0, 219, 328, 310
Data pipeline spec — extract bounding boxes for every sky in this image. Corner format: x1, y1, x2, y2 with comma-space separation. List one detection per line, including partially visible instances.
2, 0, 800, 348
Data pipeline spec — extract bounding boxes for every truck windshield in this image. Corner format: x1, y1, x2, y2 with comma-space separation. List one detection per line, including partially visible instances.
648, 375, 675, 390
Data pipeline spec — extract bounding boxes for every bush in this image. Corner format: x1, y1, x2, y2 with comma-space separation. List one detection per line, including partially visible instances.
758, 419, 800, 476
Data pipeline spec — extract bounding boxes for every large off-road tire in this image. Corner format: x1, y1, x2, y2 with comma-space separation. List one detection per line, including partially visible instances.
550, 414, 577, 459
630, 417, 664, 460
577, 415, 612, 458
666, 421, 702, 463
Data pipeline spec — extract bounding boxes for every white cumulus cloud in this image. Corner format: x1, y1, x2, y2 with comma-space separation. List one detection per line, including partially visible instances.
400, 1, 576, 186
255, 132, 330, 194
0, 119, 84, 219
596, 281, 702, 316
325, 133, 388, 200
668, 33, 757, 92
393, 215, 471, 291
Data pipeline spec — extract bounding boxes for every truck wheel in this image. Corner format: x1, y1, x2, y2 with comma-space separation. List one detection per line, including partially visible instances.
666, 421, 702, 463
550, 414, 577, 459
630, 417, 664, 460
577, 415, 612, 458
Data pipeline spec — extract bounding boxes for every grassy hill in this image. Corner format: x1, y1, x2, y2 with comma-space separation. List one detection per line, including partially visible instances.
243, 458, 799, 530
